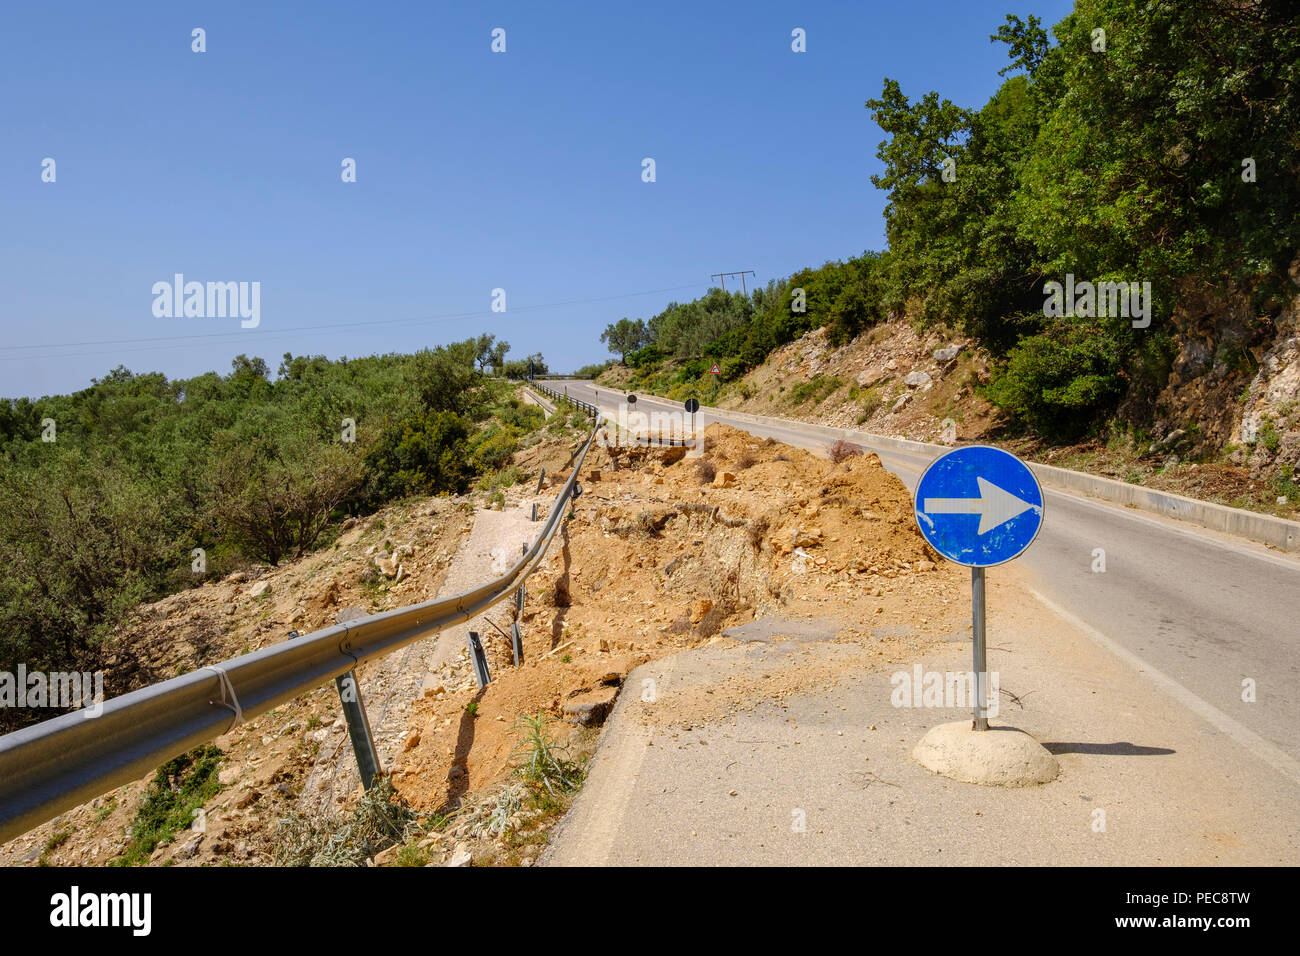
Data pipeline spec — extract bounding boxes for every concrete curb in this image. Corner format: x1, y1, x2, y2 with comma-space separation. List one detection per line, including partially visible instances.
584, 382, 1300, 553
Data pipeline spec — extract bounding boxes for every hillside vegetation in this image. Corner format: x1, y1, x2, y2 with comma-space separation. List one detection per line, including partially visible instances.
0, 336, 551, 732
600, 1, 1300, 449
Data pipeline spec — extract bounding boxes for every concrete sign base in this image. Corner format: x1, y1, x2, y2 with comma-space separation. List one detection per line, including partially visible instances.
913, 721, 1060, 787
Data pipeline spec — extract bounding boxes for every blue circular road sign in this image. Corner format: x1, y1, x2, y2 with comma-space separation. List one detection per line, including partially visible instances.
914, 445, 1044, 567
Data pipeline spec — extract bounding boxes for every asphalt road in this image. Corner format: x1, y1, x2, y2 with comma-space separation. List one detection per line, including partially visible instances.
544, 585, 1300, 865
542, 379, 1300, 776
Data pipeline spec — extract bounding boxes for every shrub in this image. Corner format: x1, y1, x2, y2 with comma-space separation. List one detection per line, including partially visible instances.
207, 431, 362, 565
573, 361, 613, 379
362, 410, 472, 504
790, 375, 845, 406
828, 439, 864, 463
494, 464, 527, 488
628, 344, 665, 368
985, 322, 1125, 441
468, 424, 518, 473
0, 454, 173, 731
273, 776, 420, 867
495, 402, 545, 432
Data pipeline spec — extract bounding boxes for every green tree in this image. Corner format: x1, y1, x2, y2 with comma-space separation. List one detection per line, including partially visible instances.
990, 13, 1050, 76
205, 427, 362, 565
600, 318, 650, 363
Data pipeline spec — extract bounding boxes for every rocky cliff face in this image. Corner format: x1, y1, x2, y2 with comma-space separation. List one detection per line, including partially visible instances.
1151, 263, 1300, 479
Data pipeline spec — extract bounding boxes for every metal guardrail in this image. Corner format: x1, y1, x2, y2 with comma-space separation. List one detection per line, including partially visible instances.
533, 381, 598, 417
0, 415, 604, 844
538, 382, 697, 447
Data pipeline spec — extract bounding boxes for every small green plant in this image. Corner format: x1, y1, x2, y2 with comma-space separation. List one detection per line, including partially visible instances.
560, 653, 572, 663
390, 841, 433, 867
496, 464, 526, 487
1260, 418, 1281, 452
112, 744, 224, 866
483, 783, 524, 839
465, 701, 480, 717
93, 796, 117, 823
511, 712, 584, 797
42, 828, 73, 860
1272, 464, 1299, 503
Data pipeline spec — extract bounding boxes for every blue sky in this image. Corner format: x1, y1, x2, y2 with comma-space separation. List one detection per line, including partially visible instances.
0, 0, 1074, 398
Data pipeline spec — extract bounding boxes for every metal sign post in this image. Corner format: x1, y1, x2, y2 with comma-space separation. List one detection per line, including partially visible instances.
914, 445, 1044, 731
684, 398, 699, 447
971, 567, 988, 730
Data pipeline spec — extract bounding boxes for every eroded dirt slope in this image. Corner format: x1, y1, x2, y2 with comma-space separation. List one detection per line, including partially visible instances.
383, 424, 970, 863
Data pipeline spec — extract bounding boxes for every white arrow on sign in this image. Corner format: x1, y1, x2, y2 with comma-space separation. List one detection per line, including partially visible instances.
923, 476, 1037, 535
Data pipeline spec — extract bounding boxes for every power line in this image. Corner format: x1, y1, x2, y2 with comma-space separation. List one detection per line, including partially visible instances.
711, 270, 756, 295
0, 281, 707, 360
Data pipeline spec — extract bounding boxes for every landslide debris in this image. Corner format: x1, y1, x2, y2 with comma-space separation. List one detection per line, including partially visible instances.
384, 423, 967, 864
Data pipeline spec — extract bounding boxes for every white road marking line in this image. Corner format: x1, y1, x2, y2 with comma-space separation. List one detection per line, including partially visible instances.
1028, 586, 1300, 790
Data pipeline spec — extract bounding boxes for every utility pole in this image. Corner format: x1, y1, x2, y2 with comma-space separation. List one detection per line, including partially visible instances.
711, 270, 756, 296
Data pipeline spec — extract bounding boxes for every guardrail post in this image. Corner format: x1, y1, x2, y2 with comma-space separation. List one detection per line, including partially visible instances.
511, 621, 524, 666
335, 671, 381, 790
536, 469, 545, 493
531, 501, 537, 522
467, 631, 491, 688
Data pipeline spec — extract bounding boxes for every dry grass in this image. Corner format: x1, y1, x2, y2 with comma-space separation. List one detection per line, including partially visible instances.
828, 439, 864, 463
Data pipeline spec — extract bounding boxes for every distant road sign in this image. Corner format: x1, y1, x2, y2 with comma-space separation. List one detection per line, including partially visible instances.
914, 446, 1043, 567
684, 398, 700, 413
709, 363, 721, 375
627, 394, 637, 404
